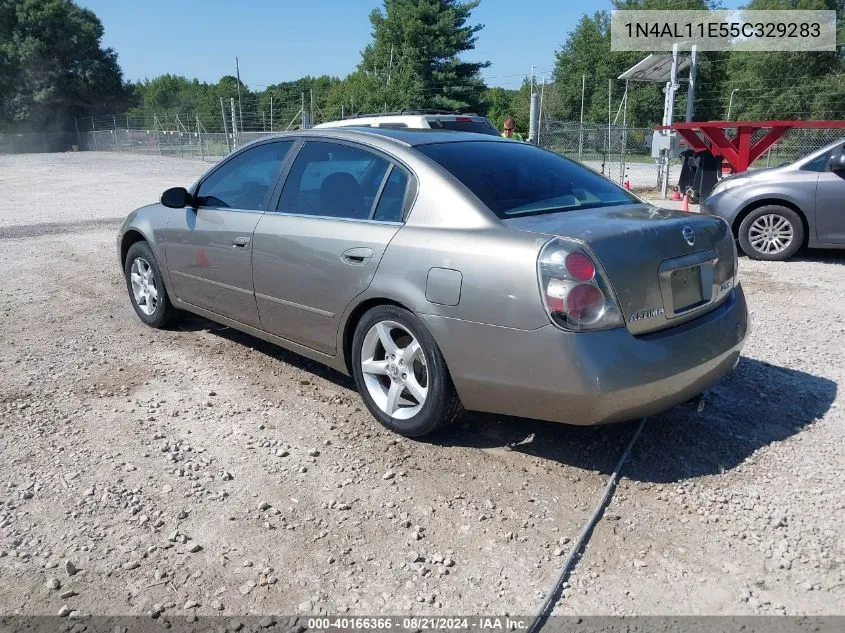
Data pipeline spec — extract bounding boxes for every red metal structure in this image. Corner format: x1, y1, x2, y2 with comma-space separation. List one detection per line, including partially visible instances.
656, 120, 845, 173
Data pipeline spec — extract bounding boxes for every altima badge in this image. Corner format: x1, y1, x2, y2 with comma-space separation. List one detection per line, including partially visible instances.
629, 307, 665, 322
682, 225, 696, 246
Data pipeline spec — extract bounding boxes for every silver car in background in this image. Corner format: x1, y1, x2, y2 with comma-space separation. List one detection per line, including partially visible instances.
117, 128, 747, 437
702, 138, 845, 261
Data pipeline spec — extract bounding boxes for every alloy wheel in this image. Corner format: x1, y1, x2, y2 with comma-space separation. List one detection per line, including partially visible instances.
129, 257, 159, 316
360, 320, 428, 420
748, 214, 794, 255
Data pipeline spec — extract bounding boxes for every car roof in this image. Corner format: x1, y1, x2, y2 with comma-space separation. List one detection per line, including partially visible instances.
270, 126, 508, 147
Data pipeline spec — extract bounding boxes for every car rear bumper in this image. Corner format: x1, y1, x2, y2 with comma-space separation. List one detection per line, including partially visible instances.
421, 284, 748, 425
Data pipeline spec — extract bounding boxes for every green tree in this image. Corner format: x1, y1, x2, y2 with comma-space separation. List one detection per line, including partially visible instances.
0, 0, 129, 131
550, 1, 725, 127
358, 0, 490, 111
724, 0, 845, 121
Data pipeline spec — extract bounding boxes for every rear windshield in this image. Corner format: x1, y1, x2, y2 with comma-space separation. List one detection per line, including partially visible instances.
418, 141, 639, 218
427, 118, 500, 136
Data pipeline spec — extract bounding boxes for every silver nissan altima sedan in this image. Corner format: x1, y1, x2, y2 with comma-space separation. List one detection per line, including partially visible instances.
117, 128, 748, 437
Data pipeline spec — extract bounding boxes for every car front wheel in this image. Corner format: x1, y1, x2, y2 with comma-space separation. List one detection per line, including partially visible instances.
124, 241, 177, 328
351, 305, 462, 437
738, 205, 804, 261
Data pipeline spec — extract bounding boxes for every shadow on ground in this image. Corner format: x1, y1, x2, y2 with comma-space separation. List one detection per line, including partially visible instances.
739, 248, 845, 265
180, 314, 837, 484
437, 357, 836, 483
791, 248, 845, 265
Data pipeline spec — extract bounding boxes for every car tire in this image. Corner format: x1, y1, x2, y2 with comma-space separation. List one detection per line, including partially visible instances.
351, 305, 462, 437
124, 241, 177, 328
738, 205, 804, 261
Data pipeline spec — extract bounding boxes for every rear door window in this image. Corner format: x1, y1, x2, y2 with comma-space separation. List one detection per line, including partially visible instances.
372, 167, 409, 222
276, 141, 391, 220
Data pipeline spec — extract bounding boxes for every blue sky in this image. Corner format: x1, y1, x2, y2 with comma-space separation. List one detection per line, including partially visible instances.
81, 0, 746, 89
76, 0, 608, 89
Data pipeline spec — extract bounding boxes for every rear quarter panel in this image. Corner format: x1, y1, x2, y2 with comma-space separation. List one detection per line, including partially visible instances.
363, 224, 550, 330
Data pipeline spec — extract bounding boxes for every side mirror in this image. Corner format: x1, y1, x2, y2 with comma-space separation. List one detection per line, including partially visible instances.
161, 186, 191, 208
827, 153, 845, 172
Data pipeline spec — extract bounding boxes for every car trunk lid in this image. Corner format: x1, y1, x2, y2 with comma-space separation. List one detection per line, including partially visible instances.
503, 203, 737, 334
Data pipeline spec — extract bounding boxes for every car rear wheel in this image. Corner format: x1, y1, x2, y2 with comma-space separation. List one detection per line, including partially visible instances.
351, 305, 462, 437
124, 241, 177, 328
738, 205, 804, 261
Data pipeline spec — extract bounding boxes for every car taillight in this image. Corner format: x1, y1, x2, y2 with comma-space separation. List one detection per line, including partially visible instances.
538, 237, 623, 331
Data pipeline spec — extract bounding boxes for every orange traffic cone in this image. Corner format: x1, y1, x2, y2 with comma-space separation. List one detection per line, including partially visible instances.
681, 193, 690, 212
671, 186, 681, 201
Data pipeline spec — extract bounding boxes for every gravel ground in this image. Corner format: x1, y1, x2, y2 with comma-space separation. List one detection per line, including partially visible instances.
0, 153, 842, 619
0, 152, 209, 229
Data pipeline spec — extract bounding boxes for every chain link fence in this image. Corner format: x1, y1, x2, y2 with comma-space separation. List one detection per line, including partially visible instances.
3, 112, 844, 194
76, 129, 280, 162
537, 118, 845, 192
537, 120, 674, 192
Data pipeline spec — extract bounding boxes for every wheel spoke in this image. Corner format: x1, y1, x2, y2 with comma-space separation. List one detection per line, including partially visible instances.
148, 284, 158, 300
400, 340, 420, 365
375, 322, 397, 355
361, 358, 389, 375
385, 382, 402, 415
405, 374, 427, 404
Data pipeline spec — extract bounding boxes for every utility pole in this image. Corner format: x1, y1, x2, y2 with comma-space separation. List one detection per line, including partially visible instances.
310, 89, 314, 125
196, 113, 204, 161
387, 45, 394, 85
528, 65, 538, 143
74, 117, 81, 149
301, 92, 307, 129
341, 104, 344, 120
220, 96, 231, 153
607, 78, 612, 166
538, 75, 546, 146
661, 43, 680, 199
270, 97, 273, 132
230, 97, 238, 150
578, 74, 586, 162
621, 79, 629, 185
685, 45, 698, 123
235, 57, 244, 133
727, 88, 739, 120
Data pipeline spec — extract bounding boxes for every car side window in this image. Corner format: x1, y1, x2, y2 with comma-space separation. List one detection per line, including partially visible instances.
276, 141, 391, 220
801, 151, 831, 172
373, 167, 409, 222
196, 141, 294, 210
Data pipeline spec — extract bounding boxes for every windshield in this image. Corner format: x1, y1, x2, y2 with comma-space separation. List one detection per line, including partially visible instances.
417, 141, 639, 218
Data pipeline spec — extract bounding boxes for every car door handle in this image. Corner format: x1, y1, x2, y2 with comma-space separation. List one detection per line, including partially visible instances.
341, 247, 374, 265
231, 236, 251, 248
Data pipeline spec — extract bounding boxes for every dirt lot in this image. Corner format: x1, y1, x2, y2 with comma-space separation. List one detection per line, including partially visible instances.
0, 153, 843, 619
